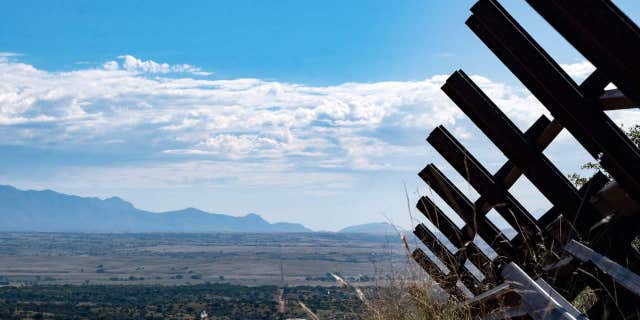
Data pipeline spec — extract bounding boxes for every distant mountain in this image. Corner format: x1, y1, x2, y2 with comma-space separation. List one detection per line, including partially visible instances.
0, 185, 311, 233
338, 222, 399, 234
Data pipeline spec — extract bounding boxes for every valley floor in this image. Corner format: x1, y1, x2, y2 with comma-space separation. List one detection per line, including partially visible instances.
0, 232, 406, 287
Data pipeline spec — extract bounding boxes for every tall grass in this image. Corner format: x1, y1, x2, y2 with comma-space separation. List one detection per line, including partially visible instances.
324, 229, 473, 320
362, 280, 472, 320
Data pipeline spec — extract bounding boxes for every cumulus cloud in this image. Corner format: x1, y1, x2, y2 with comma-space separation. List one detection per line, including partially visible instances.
103, 55, 212, 75
0, 55, 608, 191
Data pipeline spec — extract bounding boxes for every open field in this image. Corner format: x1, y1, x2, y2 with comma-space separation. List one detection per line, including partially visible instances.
0, 232, 407, 287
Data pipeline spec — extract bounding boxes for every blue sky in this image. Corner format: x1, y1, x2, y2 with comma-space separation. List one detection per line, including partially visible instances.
0, 1, 638, 231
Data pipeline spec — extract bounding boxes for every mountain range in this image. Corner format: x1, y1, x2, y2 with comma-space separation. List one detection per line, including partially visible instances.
0, 185, 512, 236
0, 185, 312, 233
0, 185, 406, 234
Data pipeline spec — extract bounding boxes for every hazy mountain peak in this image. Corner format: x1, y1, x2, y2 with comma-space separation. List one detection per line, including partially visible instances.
242, 213, 265, 221
103, 196, 134, 208
173, 207, 207, 214
339, 222, 399, 234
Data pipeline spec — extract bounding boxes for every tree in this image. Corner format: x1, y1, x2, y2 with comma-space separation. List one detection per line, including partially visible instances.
568, 124, 640, 187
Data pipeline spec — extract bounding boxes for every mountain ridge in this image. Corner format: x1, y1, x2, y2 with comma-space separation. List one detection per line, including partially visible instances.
0, 185, 311, 233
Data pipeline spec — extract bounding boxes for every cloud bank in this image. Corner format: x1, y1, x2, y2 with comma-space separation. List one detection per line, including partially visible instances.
0, 54, 633, 192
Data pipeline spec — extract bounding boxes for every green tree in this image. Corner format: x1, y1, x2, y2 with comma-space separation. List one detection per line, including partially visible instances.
568, 124, 640, 187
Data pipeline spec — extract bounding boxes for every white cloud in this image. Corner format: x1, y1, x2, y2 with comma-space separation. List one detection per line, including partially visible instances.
338, 136, 409, 170
560, 60, 595, 82
0, 55, 468, 168
0, 55, 615, 193
103, 55, 212, 75
102, 60, 119, 71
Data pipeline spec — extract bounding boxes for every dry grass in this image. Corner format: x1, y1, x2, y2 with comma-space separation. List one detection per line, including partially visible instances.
572, 286, 599, 314
363, 281, 473, 320
323, 230, 474, 320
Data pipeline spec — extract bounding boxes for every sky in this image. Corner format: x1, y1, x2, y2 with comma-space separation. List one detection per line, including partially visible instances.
0, 0, 638, 231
